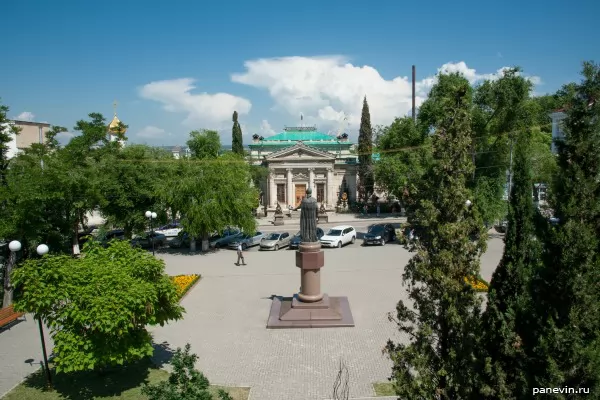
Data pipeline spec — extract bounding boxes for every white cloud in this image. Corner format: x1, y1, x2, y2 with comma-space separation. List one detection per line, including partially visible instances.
136, 125, 170, 139
139, 78, 252, 128
15, 111, 35, 121
260, 120, 275, 136
231, 57, 543, 132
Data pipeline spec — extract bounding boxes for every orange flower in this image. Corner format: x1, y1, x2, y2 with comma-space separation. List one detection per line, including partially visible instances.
170, 274, 200, 297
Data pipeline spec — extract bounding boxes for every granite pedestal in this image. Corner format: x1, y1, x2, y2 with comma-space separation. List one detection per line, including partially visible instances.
266, 242, 355, 329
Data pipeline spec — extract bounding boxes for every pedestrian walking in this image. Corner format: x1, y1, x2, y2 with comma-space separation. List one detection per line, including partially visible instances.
376, 203, 380, 217
235, 242, 246, 266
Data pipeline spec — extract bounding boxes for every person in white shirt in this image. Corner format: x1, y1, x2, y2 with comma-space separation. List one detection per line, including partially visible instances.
236, 242, 246, 266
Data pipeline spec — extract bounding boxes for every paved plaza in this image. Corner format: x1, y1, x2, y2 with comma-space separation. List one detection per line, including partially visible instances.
0, 219, 504, 400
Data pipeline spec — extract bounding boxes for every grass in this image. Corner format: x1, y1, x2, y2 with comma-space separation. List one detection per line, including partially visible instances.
3, 359, 249, 400
373, 382, 395, 396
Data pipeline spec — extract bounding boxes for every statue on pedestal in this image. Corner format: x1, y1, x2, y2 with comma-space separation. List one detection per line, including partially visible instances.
300, 188, 318, 242
275, 203, 283, 215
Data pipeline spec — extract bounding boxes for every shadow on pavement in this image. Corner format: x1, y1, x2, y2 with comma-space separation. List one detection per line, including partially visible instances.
151, 341, 176, 368
20, 358, 156, 400
155, 247, 217, 256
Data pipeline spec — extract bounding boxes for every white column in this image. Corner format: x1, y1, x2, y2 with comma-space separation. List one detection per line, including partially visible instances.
269, 171, 276, 207
287, 168, 293, 207
308, 168, 315, 191
326, 168, 334, 206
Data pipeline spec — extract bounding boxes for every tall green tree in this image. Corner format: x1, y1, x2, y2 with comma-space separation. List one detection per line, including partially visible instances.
156, 151, 257, 252
385, 75, 486, 399
12, 239, 184, 373
0, 100, 21, 185
231, 111, 244, 156
357, 96, 374, 202
98, 144, 170, 239
477, 129, 538, 399
187, 129, 221, 159
529, 61, 600, 397
374, 117, 431, 210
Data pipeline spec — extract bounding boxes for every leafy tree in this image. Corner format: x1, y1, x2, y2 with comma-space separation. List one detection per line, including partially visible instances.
477, 129, 539, 399
385, 76, 486, 399
357, 96, 374, 202
529, 61, 600, 396
0, 100, 21, 185
471, 68, 537, 225
187, 130, 221, 160
142, 343, 233, 400
98, 144, 170, 239
156, 152, 257, 251
374, 117, 431, 211
12, 239, 184, 373
231, 111, 244, 156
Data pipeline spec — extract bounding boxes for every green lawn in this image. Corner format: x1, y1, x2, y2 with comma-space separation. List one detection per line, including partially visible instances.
373, 382, 395, 396
3, 359, 249, 400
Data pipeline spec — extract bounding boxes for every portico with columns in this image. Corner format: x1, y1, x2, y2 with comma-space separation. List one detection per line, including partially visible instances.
249, 126, 358, 212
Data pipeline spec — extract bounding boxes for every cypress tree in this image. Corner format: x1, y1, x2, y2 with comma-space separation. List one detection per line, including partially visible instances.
529, 61, 600, 396
231, 111, 244, 155
477, 129, 538, 399
358, 96, 374, 202
385, 75, 486, 399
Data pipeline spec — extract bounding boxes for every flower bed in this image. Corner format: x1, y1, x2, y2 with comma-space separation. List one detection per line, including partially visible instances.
464, 275, 489, 292
171, 274, 201, 299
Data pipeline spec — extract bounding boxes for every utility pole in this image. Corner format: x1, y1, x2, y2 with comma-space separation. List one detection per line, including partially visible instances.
39, 125, 44, 170
412, 65, 416, 122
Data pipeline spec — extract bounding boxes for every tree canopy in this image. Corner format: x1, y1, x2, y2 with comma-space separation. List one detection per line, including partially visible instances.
358, 96, 374, 202
231, 111, 244, 156
12, 239, 184, 373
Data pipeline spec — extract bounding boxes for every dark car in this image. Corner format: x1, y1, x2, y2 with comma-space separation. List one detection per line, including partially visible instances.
289, 228, 325, 249
363, 223, 396, 246
96, 229, 126, 247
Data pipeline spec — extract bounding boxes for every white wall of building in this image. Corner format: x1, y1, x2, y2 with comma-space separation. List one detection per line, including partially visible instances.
1, 122, 20, 159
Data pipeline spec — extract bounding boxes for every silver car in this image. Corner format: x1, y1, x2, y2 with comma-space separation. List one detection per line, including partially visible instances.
228, 231, 265, 250
260, 232, 291, 251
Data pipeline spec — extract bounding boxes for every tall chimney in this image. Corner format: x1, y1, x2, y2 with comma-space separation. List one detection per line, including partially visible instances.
412, 65, 416, 122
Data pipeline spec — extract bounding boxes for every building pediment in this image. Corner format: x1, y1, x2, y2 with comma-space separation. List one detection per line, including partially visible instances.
264, 142, 336, 161
293, 172, 309, 181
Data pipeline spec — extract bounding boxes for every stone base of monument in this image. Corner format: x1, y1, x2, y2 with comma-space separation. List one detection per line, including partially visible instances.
273, 214, 284, 226
317, 214, 328, 223
266, 241, 355, 329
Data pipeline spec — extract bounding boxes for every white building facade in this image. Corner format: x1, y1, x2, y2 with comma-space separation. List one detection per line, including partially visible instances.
249, 126, 359, 211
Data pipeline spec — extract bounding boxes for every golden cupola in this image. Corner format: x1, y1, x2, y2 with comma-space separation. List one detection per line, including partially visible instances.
107, 101, 127, 135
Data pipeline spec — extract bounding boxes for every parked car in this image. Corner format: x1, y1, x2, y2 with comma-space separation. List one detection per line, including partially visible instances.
320, 225, 356, 248
169, 231, 220, 248
154, 223, 182, 237
260, 232, 291, 251
289, 228, 325, 249
363, 223, 396, 246
228, 231, 265, 250
495, 220, 508, 233
131, 232, 167, 248
77, 225, 98, 245
209, 228, 242, 248
96, 229, 126, 247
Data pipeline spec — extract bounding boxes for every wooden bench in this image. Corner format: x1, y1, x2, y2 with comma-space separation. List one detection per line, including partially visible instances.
0, 305, 25, 328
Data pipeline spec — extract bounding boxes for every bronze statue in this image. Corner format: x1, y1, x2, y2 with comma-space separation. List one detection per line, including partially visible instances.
299, 188, 318, 242
275, 203, 283, 215
319, 203, 326, 215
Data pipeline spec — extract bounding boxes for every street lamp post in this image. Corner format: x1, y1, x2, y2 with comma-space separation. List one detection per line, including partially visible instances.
145, 211, 157, 256
3, 241, 22, 307
35, 243, 53, 390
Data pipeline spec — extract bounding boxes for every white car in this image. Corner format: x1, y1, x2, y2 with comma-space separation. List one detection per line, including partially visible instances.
154, 223, 182, 238
320, 225, 356, 248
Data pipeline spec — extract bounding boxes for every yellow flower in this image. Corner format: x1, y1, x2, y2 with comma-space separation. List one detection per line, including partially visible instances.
170, 274, 200, 297
464, 276, 488, 292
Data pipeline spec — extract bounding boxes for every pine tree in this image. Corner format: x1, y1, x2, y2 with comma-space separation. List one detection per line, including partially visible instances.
477, 129, 538, 399
385, 76, 486, 399
529, 61, 600, 396
231, 111, 244, 155
358, 96, 374, 202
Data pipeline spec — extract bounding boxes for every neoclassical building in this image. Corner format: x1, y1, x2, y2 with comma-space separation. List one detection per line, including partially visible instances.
249, 126, 359, 211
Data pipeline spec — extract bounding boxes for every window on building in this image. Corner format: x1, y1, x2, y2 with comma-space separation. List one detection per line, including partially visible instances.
317, 183, 325, 202
277, 184, 286, 203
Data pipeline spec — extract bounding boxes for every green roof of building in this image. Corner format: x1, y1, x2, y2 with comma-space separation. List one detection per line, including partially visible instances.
264, 130, 334, 142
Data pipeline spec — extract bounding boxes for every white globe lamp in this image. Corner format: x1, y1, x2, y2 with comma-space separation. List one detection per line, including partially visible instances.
145, 210, 152, 218
151, 212, 157, 219
8, 240, 21, 252
465, 199, 472, 207
36, 244, 49, 256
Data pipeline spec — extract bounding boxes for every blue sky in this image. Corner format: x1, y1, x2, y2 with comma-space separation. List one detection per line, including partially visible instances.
1, 0, 598, 145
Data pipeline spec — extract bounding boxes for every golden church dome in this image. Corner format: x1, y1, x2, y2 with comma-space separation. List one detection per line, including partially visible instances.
107, 101, 127, 134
